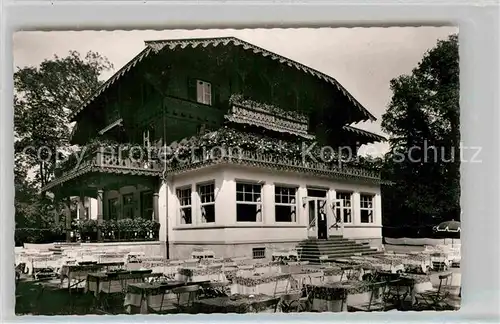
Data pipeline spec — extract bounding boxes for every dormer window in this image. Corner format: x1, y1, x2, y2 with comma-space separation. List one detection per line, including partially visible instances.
196, 80, 212, 105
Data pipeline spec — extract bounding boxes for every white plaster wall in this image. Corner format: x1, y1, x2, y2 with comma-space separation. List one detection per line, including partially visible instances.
342, 226, 382, 239
164, 165, 382, 245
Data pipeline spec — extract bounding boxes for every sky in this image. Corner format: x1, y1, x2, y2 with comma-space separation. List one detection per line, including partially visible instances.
13, 27, 458, 155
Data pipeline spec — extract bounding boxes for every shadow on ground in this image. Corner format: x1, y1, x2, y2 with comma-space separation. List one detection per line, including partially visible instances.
16, 279, 97, 315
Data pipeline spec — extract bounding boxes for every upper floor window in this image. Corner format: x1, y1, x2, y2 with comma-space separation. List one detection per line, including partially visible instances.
275, 186, 297, 222
236, 182, 262, 222
197, 80, 212, 105
360, 194, 374, 223
336, 192, 353, 223
176, 187, 192, 225
143, 130, 150, 147
198, 182, 215, 223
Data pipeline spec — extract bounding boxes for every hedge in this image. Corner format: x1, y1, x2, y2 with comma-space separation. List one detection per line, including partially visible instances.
15, 218, 160, 246
382, 226, 460, 239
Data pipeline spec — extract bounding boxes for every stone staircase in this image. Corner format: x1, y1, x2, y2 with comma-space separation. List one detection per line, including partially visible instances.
297, 236, 382, 263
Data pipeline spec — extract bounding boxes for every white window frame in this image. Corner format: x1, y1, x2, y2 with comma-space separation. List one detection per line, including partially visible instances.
196, 80, 212, 105
236, 182, 263, 222
360, 194, 375, 224
197, 182, 216, 223
176, 186, 193, 225
274, 185, 298, 222
336, 191, 353, 224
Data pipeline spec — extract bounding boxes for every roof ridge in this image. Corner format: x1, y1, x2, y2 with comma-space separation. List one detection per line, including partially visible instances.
144, 36, 240, 45
70, 36, 377, 123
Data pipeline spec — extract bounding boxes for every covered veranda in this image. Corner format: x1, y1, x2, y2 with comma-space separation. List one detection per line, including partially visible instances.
41, 153, 163, 242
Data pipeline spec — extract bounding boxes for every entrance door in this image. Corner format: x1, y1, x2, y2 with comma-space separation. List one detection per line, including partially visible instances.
317, 199, 328, 240
306, 198, 328, 239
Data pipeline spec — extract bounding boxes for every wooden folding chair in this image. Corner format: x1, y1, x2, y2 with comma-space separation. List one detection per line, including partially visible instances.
199, 281, 229, 299
278, 292, 309, 313
348, 281, 395, 312
415, 272, 453, 310
172, 284, 200, 313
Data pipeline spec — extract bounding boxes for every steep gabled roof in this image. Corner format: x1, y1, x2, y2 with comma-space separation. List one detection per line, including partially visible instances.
69, 36, 377, 122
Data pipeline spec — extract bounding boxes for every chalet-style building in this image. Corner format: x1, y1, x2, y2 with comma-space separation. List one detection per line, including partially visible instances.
41, 37, 386, 259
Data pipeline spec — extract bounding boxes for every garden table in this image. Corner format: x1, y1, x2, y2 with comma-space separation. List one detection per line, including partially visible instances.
177, 266, 227, 283
123, 281, 185, 314
304, 280, 380, 312
376, 254, 431, 274
60, 264, 104, 292
86, 271, 163, 313
194, 294, 280, 313
86, 271, 163, 295
230, 273, 295, 296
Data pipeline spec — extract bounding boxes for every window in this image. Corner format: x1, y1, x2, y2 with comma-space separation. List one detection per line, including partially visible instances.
141, 191, 153, 220
252, 247, 266, 259
236, 182, 262, 222
196, 80, 212, 105
198, 182, 215, 223
177, 187, 192, 224
84, 207, 90, 219
336, 192, 353, 223
143, 130, 150, 147
275, 186, 297, 222
360, 194, 375, 223
123, 193, 135, 219
108, 198, 118, 220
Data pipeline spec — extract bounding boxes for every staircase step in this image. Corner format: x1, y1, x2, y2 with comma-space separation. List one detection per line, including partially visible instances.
299, 247, 377, 255
299, 243, 371, 250
295, 237, 382, 262
298, 242, 365, 248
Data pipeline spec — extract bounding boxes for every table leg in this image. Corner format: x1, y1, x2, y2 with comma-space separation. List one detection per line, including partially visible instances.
140, 293, 148, 314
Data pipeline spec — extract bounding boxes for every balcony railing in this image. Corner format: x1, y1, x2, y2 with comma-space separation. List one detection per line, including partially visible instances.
53, 146, 163, 180
165, 148, 381, 180
94, 150, 163, 172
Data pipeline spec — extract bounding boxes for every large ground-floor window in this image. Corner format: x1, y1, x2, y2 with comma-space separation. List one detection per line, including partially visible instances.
275, 186, 297, 222
141, 191, 153, 219
177, 186, 193, 224
198, 182, 215, 223
336, 192, 353, 223
360, 194, 374, 223
236, 182, 262, 222
108, 197, 118, 220
122, 193, 135, 219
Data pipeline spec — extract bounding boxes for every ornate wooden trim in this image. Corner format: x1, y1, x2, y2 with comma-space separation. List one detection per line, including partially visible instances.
342, 125, 386, 142
165, 155, 385, 185
225, 103, 314, 139
41, 151, 162, 192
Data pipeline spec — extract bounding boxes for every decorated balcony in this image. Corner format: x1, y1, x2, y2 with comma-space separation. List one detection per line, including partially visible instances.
162, 127, 383, 183
44, 142, 163, 193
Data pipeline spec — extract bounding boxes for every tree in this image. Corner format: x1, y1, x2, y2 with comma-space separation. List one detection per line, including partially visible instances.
14, 51, 113, 229
14, 51, 113, 188
381, 34, 460, 229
